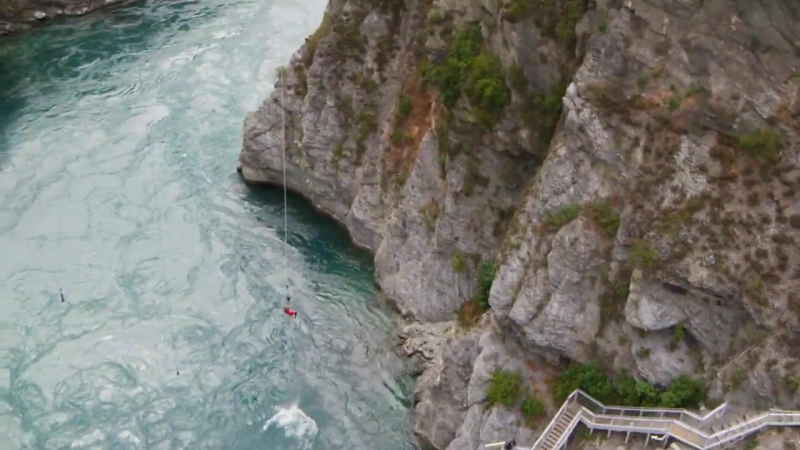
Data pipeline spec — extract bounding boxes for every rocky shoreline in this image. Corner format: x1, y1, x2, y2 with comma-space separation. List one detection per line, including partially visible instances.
238, 0, 800, 448
0, 0, 132, 36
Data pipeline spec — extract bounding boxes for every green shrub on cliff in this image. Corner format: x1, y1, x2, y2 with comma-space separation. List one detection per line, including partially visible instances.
465, 53, 511, 113
556, 0, 587, 43
555, 362, 707, 408
629, 238, 657, 268
487, 369, 523, 407
394, 93, 412, 126
520, 394, 545, 420
555, 362, 616, 402
586, 200, 620, 237
424, 23, 510, 122
303, 13, 333, 67
503, 0, 532, 23
738, 127, 786, 163
507, 63, 527, 92
524, 80, 569, 146
452, 252, 467, 273
615, 373, 661, 407
456, 258, 498, 328
660, 375, 707, 408
543, 202, 580, 231
475, 259, 498, 308
486, 370, 548, 424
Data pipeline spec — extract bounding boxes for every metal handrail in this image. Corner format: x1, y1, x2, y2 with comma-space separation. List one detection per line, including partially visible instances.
523, 389, 800, 450
550, 409, 584, 450
573, 389, 727, 423
704, 411, 800, 448
527, 390, 579, 450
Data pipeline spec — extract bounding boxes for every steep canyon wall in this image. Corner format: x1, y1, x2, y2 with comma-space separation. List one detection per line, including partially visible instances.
238, 0, 800, 448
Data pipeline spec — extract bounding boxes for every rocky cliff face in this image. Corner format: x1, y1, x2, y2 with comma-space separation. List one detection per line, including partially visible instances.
489, 0, 800, 409
239, 0, 800, 448
0, 0, 129, 35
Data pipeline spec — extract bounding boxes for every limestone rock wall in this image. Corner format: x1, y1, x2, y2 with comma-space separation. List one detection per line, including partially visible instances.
240, 0, 555, 323
489, 0, 800, 405
239, 0, 800, 448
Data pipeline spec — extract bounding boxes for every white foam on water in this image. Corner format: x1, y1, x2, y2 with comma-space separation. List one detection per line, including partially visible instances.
262, 403, 318, 449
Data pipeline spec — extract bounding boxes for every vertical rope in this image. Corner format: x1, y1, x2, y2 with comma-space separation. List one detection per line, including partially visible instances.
153, 160, 179, 376
140, 65, 179, 376
56, 173, 65, 303
281, 71, 289, 295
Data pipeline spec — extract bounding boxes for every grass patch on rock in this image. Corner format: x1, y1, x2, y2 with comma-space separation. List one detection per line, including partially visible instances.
524, 80, 569, 147
487, 369, 547, 425
556, 0, 588, 43
630, 239, 658, 269
456, 258, 498, 327
521, 395, 546, 421
488, 369, 523, 407
475, 259, 498, 308
586, 200, 621, 237
302, 13, 333, 67
452, 251, 467, 273
738, 127, 786, 163
541, 199, 621, 237
543, 202, 581, 232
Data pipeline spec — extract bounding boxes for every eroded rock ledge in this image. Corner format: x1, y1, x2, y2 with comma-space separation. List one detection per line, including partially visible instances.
0, 0, 131, 35
239, 0, 800, 448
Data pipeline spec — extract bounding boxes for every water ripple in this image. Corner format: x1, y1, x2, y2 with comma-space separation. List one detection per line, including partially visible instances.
0, 0, 418, 449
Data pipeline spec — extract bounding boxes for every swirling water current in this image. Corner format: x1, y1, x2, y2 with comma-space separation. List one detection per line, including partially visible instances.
0, 1, 418, 449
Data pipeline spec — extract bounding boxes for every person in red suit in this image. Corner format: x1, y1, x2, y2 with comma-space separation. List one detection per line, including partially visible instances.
284, 296, 297, 318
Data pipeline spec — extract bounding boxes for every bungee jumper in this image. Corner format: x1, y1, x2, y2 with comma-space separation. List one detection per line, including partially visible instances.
284, 296, 297, 318
277, 73, 299, 321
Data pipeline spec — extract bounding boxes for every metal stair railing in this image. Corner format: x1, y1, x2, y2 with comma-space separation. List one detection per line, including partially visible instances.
573, 389, 728, 429
525, 390, 580, 450
551, 404, 584, 450
515, 389, 800, 450
703, 410, 800, 449
580, 409, 707, 449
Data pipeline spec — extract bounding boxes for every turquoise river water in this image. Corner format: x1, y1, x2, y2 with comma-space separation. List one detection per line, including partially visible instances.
0, 1, 418, 449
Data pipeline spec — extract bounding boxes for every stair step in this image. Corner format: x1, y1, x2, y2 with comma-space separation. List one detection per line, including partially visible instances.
537, 395, 800, 450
